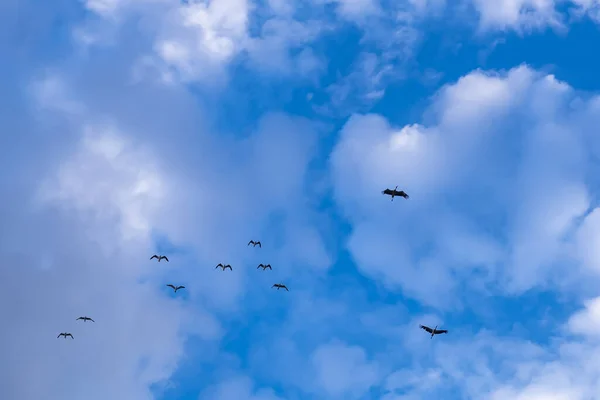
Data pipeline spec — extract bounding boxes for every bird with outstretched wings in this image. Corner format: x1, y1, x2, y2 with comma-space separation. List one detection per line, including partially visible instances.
166, 284, 185, 292
272, 283, 288, 291
257, 263, 272, 270
381, 186, 409, 201
419, 324, 448, 338
150, 254, 169, 262
76, 316, 94, 322
216, 263, 233, 271
248, 240, 262, 248
57, 332, 74, 339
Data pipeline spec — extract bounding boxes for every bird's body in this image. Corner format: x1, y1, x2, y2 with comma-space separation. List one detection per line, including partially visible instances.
216, 263, 232, 271
272, 283, 288, 291
257, 263, 272, 270
150, 254, 169, 262
382, 186, 409, 201
419, 324, 448, 339
166, 284, 185, 292
248, 240, 262, 248
76, 316, 95, 322
57, 333, 74, 339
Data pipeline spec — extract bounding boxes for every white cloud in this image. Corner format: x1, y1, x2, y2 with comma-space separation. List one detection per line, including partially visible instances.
311, 340, 380, 398
37, 125, 166, 243
568, 296, 600, 338
200, 375, 284, 400
470, 0, 564, 32
329, 65, 600, 305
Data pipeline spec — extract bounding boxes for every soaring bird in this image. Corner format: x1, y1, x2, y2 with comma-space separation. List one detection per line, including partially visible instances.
216, 263, 233, 271
272, 283, 288, 291
381, 186, 409, 201
57, 332, 74, 339
150, 255, 169, 262
257, 263, 272, 270
166, 284, 185, 292
248, 240, 262, 248
76, 316, 95, 322
419, 324, 448, 339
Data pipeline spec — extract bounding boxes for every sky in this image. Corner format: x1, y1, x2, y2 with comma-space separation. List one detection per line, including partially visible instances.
5, 0, 600, 399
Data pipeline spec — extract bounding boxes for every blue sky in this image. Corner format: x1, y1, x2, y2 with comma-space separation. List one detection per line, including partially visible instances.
4, 0, 600, 399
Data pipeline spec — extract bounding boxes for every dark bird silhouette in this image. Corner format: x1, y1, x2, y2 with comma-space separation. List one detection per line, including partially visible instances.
216, 263, 232, 271
382, 186, 409, 201
76, 316, 95, 322
150, 254, 169, 262
419, 324, 448, 339
257, 263, 272, 270
248, 240, 262, 248
272, 283, 288, 291
57, 332, 74, 339
166, 284, 185, 292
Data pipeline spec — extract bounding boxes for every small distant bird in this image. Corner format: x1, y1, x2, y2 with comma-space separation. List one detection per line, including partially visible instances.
248, 240, 262, 248
382, 186, 409, 201
257, 263, 272, 270
57, 332, 74, 339
419, 324, 448, 339
166, 284, 185, 292
150, 255, 169, 262
216, 263, 232, 271
76, 316, 95, 322
272, 283, 288, 291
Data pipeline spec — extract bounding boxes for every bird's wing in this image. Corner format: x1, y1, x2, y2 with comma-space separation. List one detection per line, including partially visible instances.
150, 255, 158, 260
434, 329, 448, 334
163, 256, 169, 262
248, 241, 253, 246
178, 286, 185, 290
216, 263, 223, 268
382, 189, 392, 195
257, 242, 261, 247
225, 265, 232, 270
419, 325, 433, 333
283, 285, 289, 291
57, 333, 63, 338
266, 265, 272, 269
258, 264, 264, 268
399, 191, 409, 198
272, 284, 278, 288
167, 284, 176, 289
68, 334, 73, 338
90, 318, 95, 322
76, 317, 83, 320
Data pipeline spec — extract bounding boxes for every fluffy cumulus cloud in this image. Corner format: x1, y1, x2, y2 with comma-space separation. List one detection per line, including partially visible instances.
330, 65, 600, 305
7, 0, 600, 399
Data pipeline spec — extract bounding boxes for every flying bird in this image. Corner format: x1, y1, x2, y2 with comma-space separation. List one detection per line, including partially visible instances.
216, 263, 232, 271
248, 240, 262, 248
150, 254, 169, 262
76, 316, 95, 322
382, 186, 409, 201
57, 333, 74, 339
257, 263, 272, 270
419, 324, 448, 339
166, 284, 185, 292
272, 283, 288, 291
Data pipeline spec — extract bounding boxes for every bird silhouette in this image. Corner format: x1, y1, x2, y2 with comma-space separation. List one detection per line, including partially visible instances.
257, 263, 272, 270
381, 186, 409, 201
76, 316, 94, 322
248, 240, 262, 248
216, 263, 232, 271
57, 333, 74, 339
419, 324, 448, 338
150, 255, 169, 262
272, 283, 288, 291
166, 284, 185, 292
